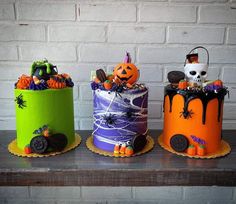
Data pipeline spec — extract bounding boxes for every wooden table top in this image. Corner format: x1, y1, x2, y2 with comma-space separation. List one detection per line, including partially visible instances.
0, 130, 235, 186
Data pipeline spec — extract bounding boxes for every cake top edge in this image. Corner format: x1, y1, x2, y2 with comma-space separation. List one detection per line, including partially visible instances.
15, 59, 74, 91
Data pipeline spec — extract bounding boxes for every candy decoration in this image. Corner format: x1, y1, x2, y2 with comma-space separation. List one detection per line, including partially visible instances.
113, 53, 139, 85
132, 134, 147, 153
47, 76, 66, 89
16, 75, 33, 90
213, 79, 223, 87
197, 144, 206, 156
178, 80, 188, 90
96, 69, 107, 83
186, 145, 196, 156
125, 146, 134, 156
30, 135, 48, 154
47, 133, 68, 152
103, 80, 113, 90
113, 143, 120, 154
107, 74, 115, 82
167, 71, 185, 84
119, 143, 126, 154
24, 145, 32, 154
186, 53, 199, 64
170, 134, 189, 152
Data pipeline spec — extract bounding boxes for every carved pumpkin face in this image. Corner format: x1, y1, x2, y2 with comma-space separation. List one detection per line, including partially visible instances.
113, 63, 139, 85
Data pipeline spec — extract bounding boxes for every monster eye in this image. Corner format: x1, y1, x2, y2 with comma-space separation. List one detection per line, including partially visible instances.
201, 71, 207, 76
190, 71, 196, 75
127, 66, 132, 70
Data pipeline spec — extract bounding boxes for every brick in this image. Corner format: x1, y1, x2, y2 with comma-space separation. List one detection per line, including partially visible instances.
223, 121, 236, 129
79, 83, 93, 101
148, 102, 162, 118
30, 187, 80, 199
138, 47, 188, 63
225, 87, 236, 102
208, 201, 236, 204
58, 201, 106, 204
139, 65, 163, 83
81, 187, 132, 199
80, 118, 93, 130
0, 25, 45, 42
199, 5, 236, 24
0, 46, 18, 60
140, 4, 196, 22
148, 119, 163, 129
164, 66, 221, 82
73, 82, 79, 101
227, 28, 236, 44
0, 187, 29, 198
49, 25, 105, 42
0, 117, 15, 130
134, 187, 182, 200
209, 47, 236, 64
0, 100, 15, 117
224, 104, 236, 119
20, 45, 76, 62
108, 201, 158, 204
108, 26, 165, 43
80, 44, 135, 63
168, 26, 225, 44
0, 64, 29, 80
222, 67, 236, 84
171, 0, 226, 1
3, 199, 56, 204
58, 63, 105, 82
147, 84, 164, 101
184, 186, 233, 201
0, 4, 14, 20
79, 3, 136, 22
17, 3, 75, 21
78, 102, 93, 117
159, 200, 207, 204
0, 81, 14, 99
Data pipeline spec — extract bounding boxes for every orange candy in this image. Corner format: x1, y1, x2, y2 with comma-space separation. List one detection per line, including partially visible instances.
103, 80, 112, 90
178, 80, 188, 90
197, 145, 206, 156
125, 146, 134, 156
16, 75, 33, 89
47, 75, 66, 89
186, 145, 196, 156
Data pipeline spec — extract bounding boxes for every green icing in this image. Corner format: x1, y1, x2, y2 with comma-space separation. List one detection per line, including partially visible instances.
15, 88, 75, 150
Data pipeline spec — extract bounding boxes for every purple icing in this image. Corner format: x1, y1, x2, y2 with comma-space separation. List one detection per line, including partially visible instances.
92, 87, 148, 152
29, 80, 48, 90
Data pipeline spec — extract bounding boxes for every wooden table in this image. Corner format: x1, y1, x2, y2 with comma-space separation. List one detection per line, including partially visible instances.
0, 130, 235, 186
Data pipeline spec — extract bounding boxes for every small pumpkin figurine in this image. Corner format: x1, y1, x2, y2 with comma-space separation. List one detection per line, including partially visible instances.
113, 52, 139, 86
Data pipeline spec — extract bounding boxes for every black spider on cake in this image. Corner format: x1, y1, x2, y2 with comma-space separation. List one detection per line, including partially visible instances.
179, 108, 194, 119
15, 94, 26, 109
102, 114, 117, 127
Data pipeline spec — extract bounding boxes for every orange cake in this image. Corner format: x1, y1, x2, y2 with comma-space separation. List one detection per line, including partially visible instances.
159, 46, 231, 159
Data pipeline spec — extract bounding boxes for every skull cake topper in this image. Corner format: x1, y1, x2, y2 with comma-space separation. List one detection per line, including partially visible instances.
184, 46, 209, 87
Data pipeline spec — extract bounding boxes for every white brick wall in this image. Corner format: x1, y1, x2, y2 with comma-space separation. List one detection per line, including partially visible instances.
0, 186, 235, 204
0, 0, 236, 130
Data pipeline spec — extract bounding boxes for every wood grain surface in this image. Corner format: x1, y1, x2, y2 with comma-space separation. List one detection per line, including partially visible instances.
0, 130, 235, 186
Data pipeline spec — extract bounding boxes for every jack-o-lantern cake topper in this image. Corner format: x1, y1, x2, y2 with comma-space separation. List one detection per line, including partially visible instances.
113, 52, 139, 86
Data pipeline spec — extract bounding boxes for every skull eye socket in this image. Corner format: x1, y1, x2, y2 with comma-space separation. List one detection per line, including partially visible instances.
189, 71, 196, 75
201, 71, 207, 76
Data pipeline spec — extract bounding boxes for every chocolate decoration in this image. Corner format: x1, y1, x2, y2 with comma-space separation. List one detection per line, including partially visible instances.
170, 134, 189, 152
30, 135, 48, 154
132, 134, 147, 153
164, 85, 228, 125
47, 133, 68, 152
167, 71, 185, 84
186, 53, 198, 63
96, 69, 107, 83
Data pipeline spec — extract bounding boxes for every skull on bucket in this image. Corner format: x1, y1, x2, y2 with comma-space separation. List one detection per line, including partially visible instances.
184, 46, 209, 87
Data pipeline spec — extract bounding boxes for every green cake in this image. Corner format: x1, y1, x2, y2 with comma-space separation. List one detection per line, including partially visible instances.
14, 59, 75, 155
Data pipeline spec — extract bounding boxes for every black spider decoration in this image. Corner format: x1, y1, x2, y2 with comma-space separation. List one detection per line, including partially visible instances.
126, 109, 135, 120
102, 114, 117, 127
115, 85, 124, 98
179, 108, 194, 119
15, 94, 26, 109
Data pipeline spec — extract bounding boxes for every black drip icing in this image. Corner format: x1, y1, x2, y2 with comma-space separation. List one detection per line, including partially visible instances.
164, 85, 228, 125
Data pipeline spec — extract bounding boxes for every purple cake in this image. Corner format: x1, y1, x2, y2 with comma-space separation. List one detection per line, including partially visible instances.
91, 53, 148, 155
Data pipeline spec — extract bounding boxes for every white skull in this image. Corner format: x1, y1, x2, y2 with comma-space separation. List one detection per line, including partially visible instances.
184, 63, 208, 86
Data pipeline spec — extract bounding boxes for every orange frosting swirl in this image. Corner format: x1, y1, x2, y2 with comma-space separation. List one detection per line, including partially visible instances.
16, 75, 33, 89
47, 75, 66, 89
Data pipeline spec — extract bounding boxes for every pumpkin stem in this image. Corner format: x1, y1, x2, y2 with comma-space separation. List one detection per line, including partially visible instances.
124, 52, 131, 63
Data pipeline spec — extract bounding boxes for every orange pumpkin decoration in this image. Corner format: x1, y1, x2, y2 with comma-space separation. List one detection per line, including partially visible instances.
103, 80, 112, 90
47, 75, 66, 89
178, 80, 188, 90
16, 75, 33, 89
213, 79, 223, 87
186, 145, 196, 156
197, 145, 206, 156
125, 146, 134, 156
113, 52, 139, 85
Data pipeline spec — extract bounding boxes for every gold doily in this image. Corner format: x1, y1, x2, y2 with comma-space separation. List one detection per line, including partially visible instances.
158, 133, 231, 159
8, 133, 81, 157
86, 135, 154, 157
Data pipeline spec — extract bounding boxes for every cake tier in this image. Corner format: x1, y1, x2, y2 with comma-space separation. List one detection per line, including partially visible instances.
162, 85, 228, 154
15, 88, 75, 150
93, 87, 148, 152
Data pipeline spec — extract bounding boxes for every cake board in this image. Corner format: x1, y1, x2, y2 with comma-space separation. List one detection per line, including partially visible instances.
8, 133, 81, 158
158, 133, 231, 159
86, 135, 154, 157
